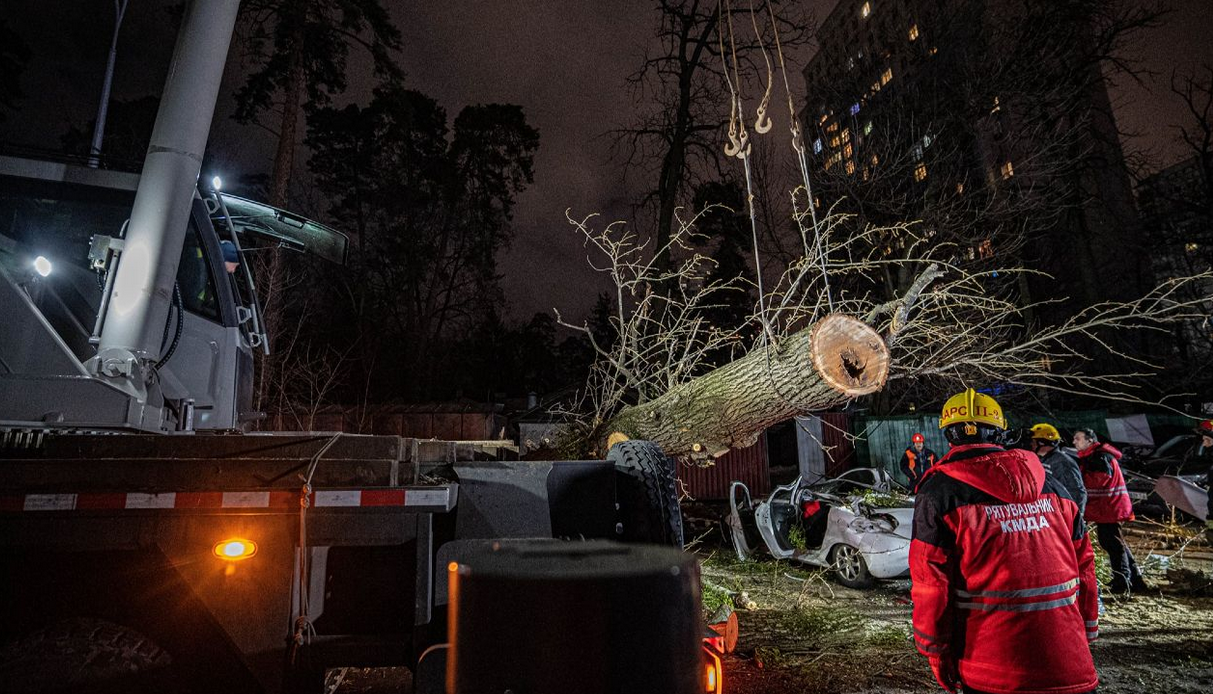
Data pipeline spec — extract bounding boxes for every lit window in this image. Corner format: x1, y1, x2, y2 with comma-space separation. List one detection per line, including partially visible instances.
914, 162, 927, 182
912, 144, 924, 161
862, 2, 871, 18
813, 138, 823, 154
909, 24, 919, 41
863, 121, 873, 136
870, 153, 879, 166
929, 46, 938, 55
850, 102, 861, 115
844, 142, 853, 158
841, 127, 851, 142
956, 182, 965, 194
881, 67, 893, 85
829, 136, 841, 148
871, 81, 882, 93
846, 160, 856, 175
862, 167, 870, 180
978, 239, 993, 259
923, 134, 933, 148
1185, 242, 1199, 253
827, 122, 839, 133
1000, 160, 1014, 179
991, 96, 1001, 114
848, 57, 855, 71
819, 113, 829, 125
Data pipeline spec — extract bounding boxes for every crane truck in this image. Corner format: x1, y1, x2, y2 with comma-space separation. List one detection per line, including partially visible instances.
0, 2, 710, 692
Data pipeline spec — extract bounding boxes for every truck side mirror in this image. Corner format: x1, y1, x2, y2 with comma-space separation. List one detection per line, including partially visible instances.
236, 305, 253, 325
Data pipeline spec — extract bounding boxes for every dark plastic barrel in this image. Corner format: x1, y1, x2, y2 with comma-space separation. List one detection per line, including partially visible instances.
447, 540, 702, 694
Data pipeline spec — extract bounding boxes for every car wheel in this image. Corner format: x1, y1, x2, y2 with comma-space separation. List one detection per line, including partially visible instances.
609, 440, 685, 547
830, 544, 874, 589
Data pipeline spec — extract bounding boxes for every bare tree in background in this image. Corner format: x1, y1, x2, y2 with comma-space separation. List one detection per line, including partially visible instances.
232, 1, 402, 416
1169, 64, 1213, 223
234, 0, 402, 208
789, 0, 1169, 410
1130, 65, 1213, 393
614, 0, 811, 275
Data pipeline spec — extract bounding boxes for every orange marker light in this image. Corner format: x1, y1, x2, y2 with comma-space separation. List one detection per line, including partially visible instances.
213, 538, 257, 561
703, 648, 722, 693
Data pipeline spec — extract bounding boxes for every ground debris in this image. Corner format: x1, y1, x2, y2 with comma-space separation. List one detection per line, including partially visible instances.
1164, 567, 1213, 596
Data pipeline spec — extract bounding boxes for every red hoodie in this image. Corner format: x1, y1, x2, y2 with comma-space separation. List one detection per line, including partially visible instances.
1076, 442, 1134, 524
911, 444, 1099, 694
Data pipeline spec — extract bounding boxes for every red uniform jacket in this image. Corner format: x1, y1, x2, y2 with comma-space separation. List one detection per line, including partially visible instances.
910, 444, 1099, 694
1077, 442, 1134, 524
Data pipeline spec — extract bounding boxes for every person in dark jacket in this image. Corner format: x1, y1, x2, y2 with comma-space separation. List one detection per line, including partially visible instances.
912, 389, 1098, 694
1073, 428, 1146, 596
1030, 423, 1087, 520
900, 432, 938, 491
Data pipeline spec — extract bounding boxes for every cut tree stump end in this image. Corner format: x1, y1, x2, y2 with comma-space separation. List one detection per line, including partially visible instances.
809, 314, 890, 396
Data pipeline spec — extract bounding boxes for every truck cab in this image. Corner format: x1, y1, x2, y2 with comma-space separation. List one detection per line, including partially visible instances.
0, 154, 347, 432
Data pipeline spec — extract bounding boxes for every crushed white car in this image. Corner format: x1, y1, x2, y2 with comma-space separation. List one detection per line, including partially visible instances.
724, 468, 914, 588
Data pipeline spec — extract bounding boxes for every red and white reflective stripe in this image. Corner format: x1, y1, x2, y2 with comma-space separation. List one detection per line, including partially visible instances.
0, 487, 450, 512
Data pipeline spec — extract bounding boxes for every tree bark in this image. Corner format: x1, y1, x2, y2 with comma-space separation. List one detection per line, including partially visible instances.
253, 30, 305, 416
599, 314, 889, 459
270, 37, 305, 208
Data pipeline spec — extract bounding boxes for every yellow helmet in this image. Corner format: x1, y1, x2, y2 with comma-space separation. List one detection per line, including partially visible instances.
939, 388, 1006, 430
1029, 423, 1061, 442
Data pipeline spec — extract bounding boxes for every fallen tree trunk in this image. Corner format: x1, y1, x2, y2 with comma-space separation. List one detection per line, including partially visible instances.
599, 314, 889, 459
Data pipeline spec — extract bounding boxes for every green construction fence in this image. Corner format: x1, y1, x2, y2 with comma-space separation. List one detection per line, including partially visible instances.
853, 410, 1198, 487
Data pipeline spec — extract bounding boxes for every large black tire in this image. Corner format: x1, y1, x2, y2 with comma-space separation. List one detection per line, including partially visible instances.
0, 618, 172, 692
609, 440, 685, 547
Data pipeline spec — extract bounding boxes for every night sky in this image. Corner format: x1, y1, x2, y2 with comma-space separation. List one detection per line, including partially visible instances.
3, 0, 1211, 322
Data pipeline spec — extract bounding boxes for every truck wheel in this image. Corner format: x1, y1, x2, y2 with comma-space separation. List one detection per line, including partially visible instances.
830, 544, 874, 589
0, 617, 172, 691
609, 440, 684, 547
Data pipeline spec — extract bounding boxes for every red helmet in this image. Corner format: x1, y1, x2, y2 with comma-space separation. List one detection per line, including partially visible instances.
1199, 420, 1213, 436
911, 433, 925, 444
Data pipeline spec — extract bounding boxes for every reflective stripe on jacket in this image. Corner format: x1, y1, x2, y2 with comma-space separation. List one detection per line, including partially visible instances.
911, 444, 1099, 694
1077, 442, 1134, 524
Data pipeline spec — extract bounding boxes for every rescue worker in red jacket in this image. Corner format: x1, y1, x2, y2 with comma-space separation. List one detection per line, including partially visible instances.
912, 389, 1098, 694
1073, 428, 1146, 596
901, 432, 939, 491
